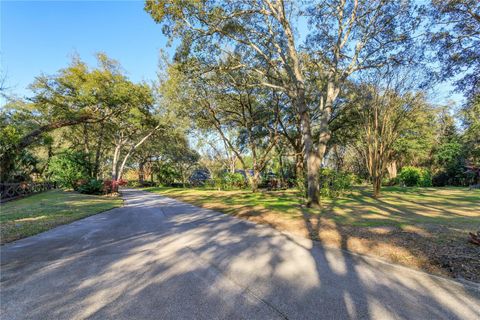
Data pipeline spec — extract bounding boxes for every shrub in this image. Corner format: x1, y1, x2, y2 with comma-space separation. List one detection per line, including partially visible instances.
103, 179, 127, 194
399, 166, 432, 187
127, 180, 142, 188
204, 179, 216, 189
212, 172, 247, 190
139, 181, 156, 187
155, 163, 180, 186
128, 180, 156, 188
47, 150, 91, 189
224, 172, 247, 189
432, 171, 449, 187
77, 179, 104, 195
419, 170, 433, 187
399, 166, 421, 186
170, 182, 188, 188
319, 168, 354, 198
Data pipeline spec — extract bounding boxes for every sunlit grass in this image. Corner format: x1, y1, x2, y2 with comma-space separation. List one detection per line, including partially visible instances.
0, 189, 123, 243
143, 186, 480, 231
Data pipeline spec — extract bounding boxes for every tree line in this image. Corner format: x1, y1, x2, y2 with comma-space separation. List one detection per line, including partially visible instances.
1, 0, 478, 203
0, 54, 197, 192
147, 0, 479, 203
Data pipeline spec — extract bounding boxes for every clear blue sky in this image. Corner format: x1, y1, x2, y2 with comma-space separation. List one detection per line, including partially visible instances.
1, 0, 463, 107
1, 0, 172, 99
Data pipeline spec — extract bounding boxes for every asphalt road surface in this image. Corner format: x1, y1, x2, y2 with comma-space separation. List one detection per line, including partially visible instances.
1, 189, 479, 319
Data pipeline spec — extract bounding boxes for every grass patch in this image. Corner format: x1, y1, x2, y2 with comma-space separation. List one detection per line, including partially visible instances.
144, 186, 480, 229
144, 185, 480, 282
0, 189, 122, 244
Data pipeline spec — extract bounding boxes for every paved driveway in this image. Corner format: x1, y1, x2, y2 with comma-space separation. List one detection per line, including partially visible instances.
1, 189, 479, 319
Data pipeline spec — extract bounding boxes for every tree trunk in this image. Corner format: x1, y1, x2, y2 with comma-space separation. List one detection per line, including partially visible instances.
306, 150, 321, 206
41, 142, 54, 176
295, 151, 304, 180
93, 124, 105, 178
297, 90, 319, 206
82, 123, 92, 177
182, 170, 187, 187
150, 167, 154, 183
83, 123, 90, 154
138, 160, 145, 183
117, 124, 160, 180
230, 155, 236, 174
387, 161, 397, 179
111, 145, 121, 180
17, 116, 94, 151
313, 82, 340, 205
333, 145, 344, 171
278, 151, 285, 186
250, 169, 260, 193
117, 151, 131, 181
317, 82, 338, 168
276, 8, 318, 205
373, 175, 382, 198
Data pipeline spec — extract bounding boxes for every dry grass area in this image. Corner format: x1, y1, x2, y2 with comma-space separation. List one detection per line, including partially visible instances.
144, 186, 480, 283
0, 190, 123, 244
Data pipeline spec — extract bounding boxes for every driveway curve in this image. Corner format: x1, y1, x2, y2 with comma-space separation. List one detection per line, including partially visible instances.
1, 189, 479, 319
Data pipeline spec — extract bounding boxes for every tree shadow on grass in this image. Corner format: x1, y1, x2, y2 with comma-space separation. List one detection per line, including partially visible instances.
1, 189, 479, 319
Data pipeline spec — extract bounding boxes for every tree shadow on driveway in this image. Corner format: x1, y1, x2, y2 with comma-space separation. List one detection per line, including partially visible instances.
1, 189, 479, 319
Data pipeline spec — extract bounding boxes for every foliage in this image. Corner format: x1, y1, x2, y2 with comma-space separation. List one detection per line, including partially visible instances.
398, 166, 432, 187
319, 168, 354, 198
1, 100, 41, 181
352, 70, 431, 197
128, 180, 157, 188
77, 179, 104, 195
155, 162, 181, 186
428, 0, 479, 98
47, 150, 91, 189
103, 179, 128, 194
433, 141, 466, 186
211, 172, 246, 191
0, 53, 167, 184
435, 142, 463, 169
2, 1, 479, 210
146, 0, 422, 205
160, 59, 279, 192
461, 97, 480, 166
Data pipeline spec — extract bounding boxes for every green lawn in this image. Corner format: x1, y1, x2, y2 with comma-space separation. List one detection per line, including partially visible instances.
143, 186, 480, 230
0, 190, 123, 244
144, 185, 480, 281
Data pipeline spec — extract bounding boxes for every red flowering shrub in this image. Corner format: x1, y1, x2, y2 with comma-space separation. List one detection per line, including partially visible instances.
103, 180, 116, 193
103, 179, 128, 194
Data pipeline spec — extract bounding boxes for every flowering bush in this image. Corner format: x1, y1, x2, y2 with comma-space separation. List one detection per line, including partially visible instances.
75, 179, 128, 194
103, 179, 127, 194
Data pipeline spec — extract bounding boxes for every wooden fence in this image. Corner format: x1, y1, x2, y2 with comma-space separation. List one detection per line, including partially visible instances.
0, 182, 57, 203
